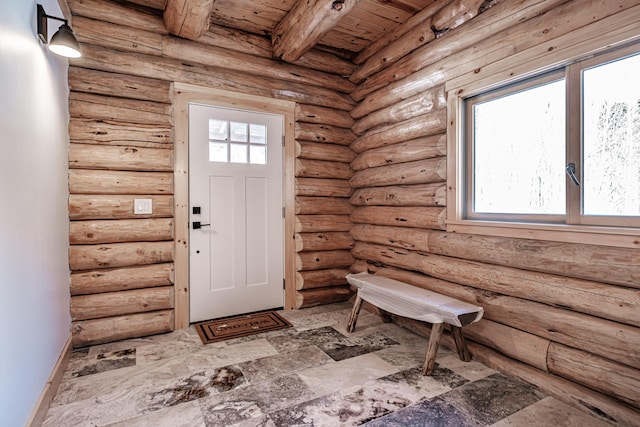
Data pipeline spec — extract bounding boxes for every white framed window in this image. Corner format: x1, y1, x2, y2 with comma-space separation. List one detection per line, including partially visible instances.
208, 119, 267, 165
448, 42, 640, 247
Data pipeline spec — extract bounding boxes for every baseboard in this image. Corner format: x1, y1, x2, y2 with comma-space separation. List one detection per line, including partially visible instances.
26, 335, 72, 427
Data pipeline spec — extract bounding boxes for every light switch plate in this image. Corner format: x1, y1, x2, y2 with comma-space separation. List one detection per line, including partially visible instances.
134, 198, 153, 214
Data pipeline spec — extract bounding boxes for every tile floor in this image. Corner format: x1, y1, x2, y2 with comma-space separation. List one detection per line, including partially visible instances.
43, 302, 609, 426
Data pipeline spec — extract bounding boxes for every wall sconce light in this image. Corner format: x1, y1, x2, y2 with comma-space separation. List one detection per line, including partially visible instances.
37, 4, 81, 58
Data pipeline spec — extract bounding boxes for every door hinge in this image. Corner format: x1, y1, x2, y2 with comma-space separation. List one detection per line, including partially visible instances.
282, 207, 285, 218
282, 136, 285, 147
283, 278, 286, 289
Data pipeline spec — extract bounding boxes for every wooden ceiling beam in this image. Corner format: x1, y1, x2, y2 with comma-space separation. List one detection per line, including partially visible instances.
163, 0, 215, 40
272, 0, 362, 63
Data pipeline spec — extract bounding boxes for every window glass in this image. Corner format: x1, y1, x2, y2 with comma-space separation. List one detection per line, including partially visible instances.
230, 122, 248, 142
582, 52, 640, 217
472, 79, 566, 216
209, 142, 227, 162
250, 124, 267, 144
209, 119, 227, 140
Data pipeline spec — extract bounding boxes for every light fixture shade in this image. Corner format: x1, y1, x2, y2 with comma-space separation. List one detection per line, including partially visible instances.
48, 24, 81, 58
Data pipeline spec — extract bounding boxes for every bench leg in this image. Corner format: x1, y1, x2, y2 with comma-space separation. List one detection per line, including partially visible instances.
421, 322, 445, 375
451, 326, 471, 362
347, 295, 363, 333
378, 308, 392, 323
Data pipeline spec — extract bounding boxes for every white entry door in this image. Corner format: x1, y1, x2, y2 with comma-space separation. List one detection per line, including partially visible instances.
189, 103, 284, 323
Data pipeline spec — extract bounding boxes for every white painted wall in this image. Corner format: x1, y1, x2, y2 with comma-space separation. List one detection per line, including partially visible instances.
0, 0, 71, 425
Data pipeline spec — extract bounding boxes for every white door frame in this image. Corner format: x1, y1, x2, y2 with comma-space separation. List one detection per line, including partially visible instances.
173, 82, 296, 329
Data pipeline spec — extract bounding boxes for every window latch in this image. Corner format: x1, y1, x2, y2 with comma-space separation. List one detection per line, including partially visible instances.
565, 162, 580, 186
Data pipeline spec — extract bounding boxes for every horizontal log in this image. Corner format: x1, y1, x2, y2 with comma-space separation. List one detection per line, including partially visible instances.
350, 110, 447, 153
70, 263, 174, 295
295, 178, 353, 197
352, 87, 447, 135
69, 195, 174, 220
73, 44, 355, 111
125, 0, 167, 10
295, 123, 357, 146
465, 319, 550, 372
350, 183, 446, 207
70, 218, 174, 245
69, 92, 171, 126
295, 286, 353, 309
198, 26, 356, 76
350, 17, 435, 84
351, 0, 568, 103
547, 342, 640, 408
353, 0, 449, 65
350, 134, 446, 171
69, 67, 171, 103
352, 229, 640, 328
68, 0, 168, 34
295, 159, 353, 180
70, 241, 174, 271
72, 310, 174, 348
465, 339, 640, 426
295, 215, 352, 233
349, 157, 446, 188
295, 232, 355, 252
296, 268, 350, 290
351, 243, 640, 368
427, 231, 640, 290
431, 0, 487, 35
351, 206, 446, 230
295, 196, 354, 215
69, 170, 173, 195
73, 16, 162, 56
296, 250, 355, 271
162, 36, 355, 94
69, 118, 172, 148
294, 49, 357, 77
71, 286, 174, 320
295, 104, 355, 128
296, 141, 357, 163
69, 144, 173, 172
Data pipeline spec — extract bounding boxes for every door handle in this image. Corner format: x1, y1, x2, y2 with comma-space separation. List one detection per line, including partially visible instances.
192, 221, 210, 229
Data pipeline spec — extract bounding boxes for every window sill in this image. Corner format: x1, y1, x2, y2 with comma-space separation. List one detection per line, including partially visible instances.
446, 220, 640, 249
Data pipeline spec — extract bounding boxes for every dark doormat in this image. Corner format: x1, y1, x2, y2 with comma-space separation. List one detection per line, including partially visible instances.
194, 310, 293, 344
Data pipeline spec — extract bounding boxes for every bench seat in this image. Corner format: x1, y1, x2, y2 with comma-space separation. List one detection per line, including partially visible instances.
345, 272, 484, 375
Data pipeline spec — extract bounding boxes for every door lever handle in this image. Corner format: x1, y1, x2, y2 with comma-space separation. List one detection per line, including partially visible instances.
192, 221, 211, 229
565, 162, 580, 186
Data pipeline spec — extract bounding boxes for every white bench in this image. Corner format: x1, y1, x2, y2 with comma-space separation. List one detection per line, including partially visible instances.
346, 272, 484, 375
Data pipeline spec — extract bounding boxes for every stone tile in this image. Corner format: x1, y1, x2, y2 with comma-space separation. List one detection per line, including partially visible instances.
319, 331, 400, 361
436, 353, 497, 381
490, 396, 612, 427
67, 348, 136, 378
298, 352, 399, 396
364, 395, 481, 427
238, 346, 333, 383
268, 379, 412, 426
43, 389, 138, 427
104, 400, 206, 427
267, 326, 349, 353
185, 338, 279, 372
199, 374, 315, 426
137, 365, 247, 414
441, 372, 544, 425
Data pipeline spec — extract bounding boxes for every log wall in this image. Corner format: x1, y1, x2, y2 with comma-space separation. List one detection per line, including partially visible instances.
348, 0, 640, 424
67, 0, 355, 346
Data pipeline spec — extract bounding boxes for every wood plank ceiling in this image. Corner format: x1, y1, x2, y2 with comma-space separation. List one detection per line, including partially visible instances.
129, 0, 443, 62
